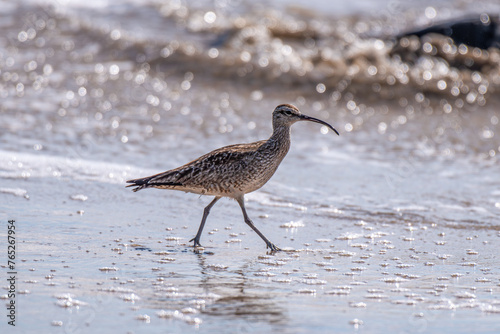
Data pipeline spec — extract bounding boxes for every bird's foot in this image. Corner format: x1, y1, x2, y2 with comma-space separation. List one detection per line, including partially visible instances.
189, 237, 203, 248
266, 242, 281, 252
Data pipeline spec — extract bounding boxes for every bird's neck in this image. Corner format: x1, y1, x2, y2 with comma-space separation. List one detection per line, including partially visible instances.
264, 124, 291, 156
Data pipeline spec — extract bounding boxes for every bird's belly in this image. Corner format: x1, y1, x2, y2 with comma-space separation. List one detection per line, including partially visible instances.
173, 155, 283, 198
223, 165, 277, 195
182, 171, 272, 198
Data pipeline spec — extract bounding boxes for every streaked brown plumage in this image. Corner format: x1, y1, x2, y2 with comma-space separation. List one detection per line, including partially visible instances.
127, 104, 339, 251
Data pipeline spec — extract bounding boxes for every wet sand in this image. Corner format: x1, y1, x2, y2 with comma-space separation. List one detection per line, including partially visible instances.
1, 0, 500, 333
2, 155, 500, 333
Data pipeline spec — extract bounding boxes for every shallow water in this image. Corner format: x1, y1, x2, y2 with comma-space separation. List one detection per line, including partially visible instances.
1, 0, 500, 333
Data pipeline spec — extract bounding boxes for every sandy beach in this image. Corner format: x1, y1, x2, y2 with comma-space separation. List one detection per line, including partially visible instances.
1, 0, 500, 333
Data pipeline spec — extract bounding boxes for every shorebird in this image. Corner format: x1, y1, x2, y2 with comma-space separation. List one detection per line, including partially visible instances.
127, 104, 339, 251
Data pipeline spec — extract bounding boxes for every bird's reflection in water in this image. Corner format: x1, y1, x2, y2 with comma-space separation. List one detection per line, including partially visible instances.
193, 250, 288, 329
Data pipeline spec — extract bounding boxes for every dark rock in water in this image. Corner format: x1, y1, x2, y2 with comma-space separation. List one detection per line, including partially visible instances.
398, 14, 500, 49
391, 14, 500, 71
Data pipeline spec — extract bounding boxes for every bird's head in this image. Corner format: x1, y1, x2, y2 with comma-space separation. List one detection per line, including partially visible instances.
272, 104, 339, 135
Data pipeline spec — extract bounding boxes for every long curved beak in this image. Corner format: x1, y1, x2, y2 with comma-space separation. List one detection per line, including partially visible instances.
300, 114, 340, 136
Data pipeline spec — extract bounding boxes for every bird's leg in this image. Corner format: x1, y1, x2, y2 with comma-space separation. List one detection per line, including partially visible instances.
190, 196, 221, 248
236, 196, 281, 251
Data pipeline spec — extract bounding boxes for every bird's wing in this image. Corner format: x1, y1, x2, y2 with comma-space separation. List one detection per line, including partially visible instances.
126, 140, 266, 191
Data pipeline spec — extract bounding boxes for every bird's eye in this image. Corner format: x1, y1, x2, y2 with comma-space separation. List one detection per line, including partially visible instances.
283, 110, 292, 116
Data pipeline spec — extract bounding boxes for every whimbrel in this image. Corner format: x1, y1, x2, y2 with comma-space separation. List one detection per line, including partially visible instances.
127, 104, 339, 251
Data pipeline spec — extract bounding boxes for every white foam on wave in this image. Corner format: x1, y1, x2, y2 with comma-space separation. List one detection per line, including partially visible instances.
0, 150, 156, 185
0, 187, 29, 198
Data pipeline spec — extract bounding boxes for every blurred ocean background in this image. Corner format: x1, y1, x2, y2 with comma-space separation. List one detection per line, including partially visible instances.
1, 0, 499, 333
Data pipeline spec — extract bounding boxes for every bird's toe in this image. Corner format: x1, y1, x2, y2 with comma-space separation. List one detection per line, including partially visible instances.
267, 242, 281, 252
189, 237, 203, 248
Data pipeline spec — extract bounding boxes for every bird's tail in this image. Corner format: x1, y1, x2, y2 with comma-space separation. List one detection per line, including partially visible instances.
126, 176, 155, 192
126, 175, 183, 192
